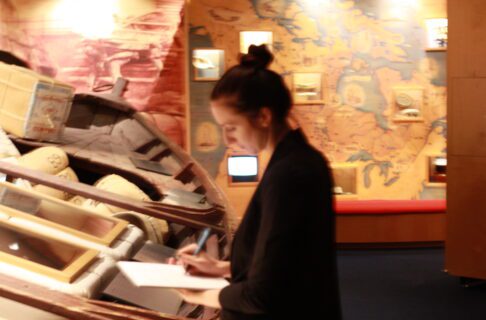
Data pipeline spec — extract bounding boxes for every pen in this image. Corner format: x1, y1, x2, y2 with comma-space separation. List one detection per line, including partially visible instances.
193, 227, 211, 255
184, 227, 211, 274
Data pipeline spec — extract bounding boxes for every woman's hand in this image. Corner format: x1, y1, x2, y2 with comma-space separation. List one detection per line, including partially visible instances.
175, 288, 223, 309
167, 235, 231, 278
178, 250, 230, 277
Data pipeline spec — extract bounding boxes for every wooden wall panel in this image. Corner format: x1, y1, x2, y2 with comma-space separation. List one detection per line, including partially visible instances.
337, 213, 445, 244
446, 156, 486, 278
448, 0, 486, 78
449, 78, 486, 157
446, 0, 486, 280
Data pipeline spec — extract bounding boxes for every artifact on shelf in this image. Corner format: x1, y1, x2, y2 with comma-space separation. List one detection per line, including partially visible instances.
392, 87, 424, 122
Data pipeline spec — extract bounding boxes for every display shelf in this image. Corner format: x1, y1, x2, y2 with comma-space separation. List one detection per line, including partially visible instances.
426, 154, 446, 186
426, 47, 447, 52
331, 163, 358, 199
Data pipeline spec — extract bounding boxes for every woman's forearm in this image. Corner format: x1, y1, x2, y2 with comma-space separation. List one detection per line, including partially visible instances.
217, 260, 231, 278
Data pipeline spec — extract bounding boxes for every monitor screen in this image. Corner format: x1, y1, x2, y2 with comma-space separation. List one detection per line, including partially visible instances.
228, 156, 258, 183
433, 157, 447, 167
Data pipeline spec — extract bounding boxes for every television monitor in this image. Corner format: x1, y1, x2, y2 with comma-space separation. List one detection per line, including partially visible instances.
227, 155, 258, 183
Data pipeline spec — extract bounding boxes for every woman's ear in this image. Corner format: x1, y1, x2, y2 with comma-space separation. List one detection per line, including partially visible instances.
257, 107, 272, 128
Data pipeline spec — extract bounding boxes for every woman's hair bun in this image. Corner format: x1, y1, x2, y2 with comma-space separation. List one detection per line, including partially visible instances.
240, 44, 273, 69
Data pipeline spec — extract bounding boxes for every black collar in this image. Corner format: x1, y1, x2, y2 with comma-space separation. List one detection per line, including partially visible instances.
265, 128, 308, 171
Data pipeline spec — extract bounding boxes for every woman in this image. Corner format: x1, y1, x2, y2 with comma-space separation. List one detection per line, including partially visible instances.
175, 44, 341, 319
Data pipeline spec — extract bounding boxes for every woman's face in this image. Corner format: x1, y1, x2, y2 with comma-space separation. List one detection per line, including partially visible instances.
210, 99, 269, 154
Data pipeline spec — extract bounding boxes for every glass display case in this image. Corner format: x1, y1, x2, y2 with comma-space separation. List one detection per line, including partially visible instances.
0, 181, 128, 246
0, 219, 98, 283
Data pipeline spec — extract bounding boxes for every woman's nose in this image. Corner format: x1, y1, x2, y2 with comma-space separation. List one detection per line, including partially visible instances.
222, 133, 229, 146
222, 132, 235, 146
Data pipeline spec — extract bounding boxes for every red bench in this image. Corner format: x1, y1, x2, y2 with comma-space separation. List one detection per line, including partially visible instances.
335, 199, 446, 245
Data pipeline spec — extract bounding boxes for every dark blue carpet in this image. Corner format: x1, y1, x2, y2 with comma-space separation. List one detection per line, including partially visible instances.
338, 248, 486, 320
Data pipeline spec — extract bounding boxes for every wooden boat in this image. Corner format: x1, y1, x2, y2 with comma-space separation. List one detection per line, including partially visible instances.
7, 79, 235, 234
0, 79, 236, 319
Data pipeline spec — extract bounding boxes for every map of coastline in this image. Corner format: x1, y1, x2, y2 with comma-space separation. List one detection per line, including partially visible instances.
189, 0, 447, 200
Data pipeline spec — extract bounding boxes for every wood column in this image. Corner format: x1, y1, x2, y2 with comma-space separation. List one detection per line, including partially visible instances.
446, 0, 486, 279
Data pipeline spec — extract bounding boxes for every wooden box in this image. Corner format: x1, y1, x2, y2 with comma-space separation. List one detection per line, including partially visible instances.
0, 63, 73, 142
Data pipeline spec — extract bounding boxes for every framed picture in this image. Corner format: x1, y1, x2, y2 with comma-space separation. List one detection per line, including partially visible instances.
392, 86, 424, 122
239, 31, 273, 54
425, 18, 448, 50
192, 49, 225, 81
292, 72, 324, 104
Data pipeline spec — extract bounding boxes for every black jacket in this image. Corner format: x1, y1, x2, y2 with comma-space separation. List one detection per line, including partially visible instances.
219, 129, 342, 320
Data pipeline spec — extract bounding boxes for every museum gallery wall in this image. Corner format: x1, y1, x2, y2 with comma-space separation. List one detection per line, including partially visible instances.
188, 0, 447, 217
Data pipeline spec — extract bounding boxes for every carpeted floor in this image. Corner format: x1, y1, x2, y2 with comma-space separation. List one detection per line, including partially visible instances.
338, 248, 486, 320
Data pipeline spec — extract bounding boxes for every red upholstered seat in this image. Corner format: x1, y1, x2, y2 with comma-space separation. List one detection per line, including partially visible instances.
335, 199, 446, 215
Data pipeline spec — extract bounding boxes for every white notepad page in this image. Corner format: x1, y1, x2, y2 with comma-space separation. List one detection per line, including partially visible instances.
117, 262, 229, 290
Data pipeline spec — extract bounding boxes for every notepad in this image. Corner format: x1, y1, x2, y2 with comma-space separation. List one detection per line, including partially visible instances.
117, 262, 229, 290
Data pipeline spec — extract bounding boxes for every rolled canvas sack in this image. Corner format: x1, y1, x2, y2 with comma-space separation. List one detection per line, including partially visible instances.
18, 146, 69, 175
94, 174, 169, 243
33, 167, 78, 200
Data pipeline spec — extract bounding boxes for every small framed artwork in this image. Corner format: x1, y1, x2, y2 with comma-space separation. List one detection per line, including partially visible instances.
425, 18, 447, 51
192, 49, 225, 81
239, 31, 273, 54
292, 72, 324, 104
392, 86, 424, 122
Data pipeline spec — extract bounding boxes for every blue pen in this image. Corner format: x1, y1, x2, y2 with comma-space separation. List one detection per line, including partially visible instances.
184, 227, 211, 274
193, 227, 211, 255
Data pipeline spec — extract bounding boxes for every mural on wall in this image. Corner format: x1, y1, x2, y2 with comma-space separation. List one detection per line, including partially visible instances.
0, 0, 186, 146
189, 0, 447, 203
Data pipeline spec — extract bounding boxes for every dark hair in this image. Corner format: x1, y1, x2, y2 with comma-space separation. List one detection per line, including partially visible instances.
211, 44, 292, 124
